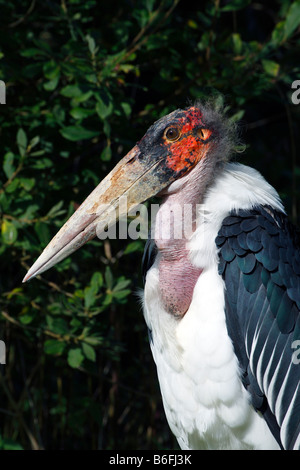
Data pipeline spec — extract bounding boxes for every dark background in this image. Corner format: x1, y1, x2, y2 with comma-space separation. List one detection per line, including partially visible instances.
0, 0, 299, 450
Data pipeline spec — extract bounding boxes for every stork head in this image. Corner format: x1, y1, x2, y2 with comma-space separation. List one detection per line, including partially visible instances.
23, 101, 236, 282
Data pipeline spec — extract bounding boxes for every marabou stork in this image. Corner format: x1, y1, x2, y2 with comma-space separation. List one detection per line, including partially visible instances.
23, 101, 300, 450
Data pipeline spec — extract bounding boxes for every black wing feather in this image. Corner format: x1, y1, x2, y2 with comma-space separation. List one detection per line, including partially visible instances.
217, 205, 300, 450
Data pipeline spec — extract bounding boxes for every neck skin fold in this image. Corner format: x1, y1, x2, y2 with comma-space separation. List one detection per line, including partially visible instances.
154, 160, 215, 317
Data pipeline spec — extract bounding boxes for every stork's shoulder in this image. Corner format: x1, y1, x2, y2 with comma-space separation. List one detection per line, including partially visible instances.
205, 162, 285, 214
188, 163, 285, 270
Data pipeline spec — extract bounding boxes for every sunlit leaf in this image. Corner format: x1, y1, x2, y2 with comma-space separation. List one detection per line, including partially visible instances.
1, 220, 18, 244
262, 59, 280, 77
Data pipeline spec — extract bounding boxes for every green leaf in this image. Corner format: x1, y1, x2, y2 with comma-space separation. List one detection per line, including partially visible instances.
123, 240, 143, 254
43, 60, 60, 80
283, 1, 300, 40
121, 102, 132, 118
0, 193, 9, 211
22, 204, 39, 220
95, 96, 113, 120
103, 120, 111, 137
112, 289, 131, 300
1, 220, 18, 244
232, 33, 242, 55
262, 59, 280, 77
60, 85, 82, 98
70, 107, 95, 119
221, 0, 250, 11
53, 104, 66, 124
271, 21, 285, 45
46, 316, 69, 335
105, 266, 114, 290
84, 272, 103, 309
146, 0, 155, 12
68, 348, 84, 368
82, 342, 96, 362
60, 126, 99, 141
100, 145, 112, 161
19, 312, 35, 325
19, 177, 35, 191
44, 76, 60, 91
21, 47, 47, 58
17, 128, 27, 157
30, 158, 53, 169
229, 109, 245, 123
46, 200, 64, 217
72, 90, 93, 104
0, 436, 23, 450
3, 152, 15, 179
5, 178, 19, 193
83, 336, 102, 346
34, 221, 51, 245
91, 271, 103, 289
86, 34, 97, 55
29, 150, 46, 157
113, 279, 131, 292
70, 318, 81, 328
44, 339, 65, 355
84, 286, 96, 309
29, 136, 40, 150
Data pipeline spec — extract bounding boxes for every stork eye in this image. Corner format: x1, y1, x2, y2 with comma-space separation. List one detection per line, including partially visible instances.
198, 129, 204, 139
197, 128, 211, 141
165, 127, 181, 142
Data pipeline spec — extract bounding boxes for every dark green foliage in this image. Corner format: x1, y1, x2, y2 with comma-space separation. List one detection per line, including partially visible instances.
0, 0, 299, 449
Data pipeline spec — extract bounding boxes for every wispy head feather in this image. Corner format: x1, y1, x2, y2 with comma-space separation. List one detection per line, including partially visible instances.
192, 96, 244, 163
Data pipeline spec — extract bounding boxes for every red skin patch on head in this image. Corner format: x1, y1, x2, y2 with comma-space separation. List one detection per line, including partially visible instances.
165, 107, 212, 174
181, 107, 205, 133
166, 135, 201, 172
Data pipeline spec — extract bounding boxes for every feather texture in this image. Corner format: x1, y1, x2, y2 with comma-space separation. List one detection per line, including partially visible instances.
217, 206, 300, 449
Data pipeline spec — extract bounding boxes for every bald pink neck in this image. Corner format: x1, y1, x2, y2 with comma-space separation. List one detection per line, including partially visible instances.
154, 181, 203, 317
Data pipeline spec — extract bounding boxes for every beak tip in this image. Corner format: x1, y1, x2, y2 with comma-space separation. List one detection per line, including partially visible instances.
22, 263, 40, 283
22, 271, 33, 283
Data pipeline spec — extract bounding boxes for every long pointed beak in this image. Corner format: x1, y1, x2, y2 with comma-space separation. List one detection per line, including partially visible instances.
23, 145, 167, 282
